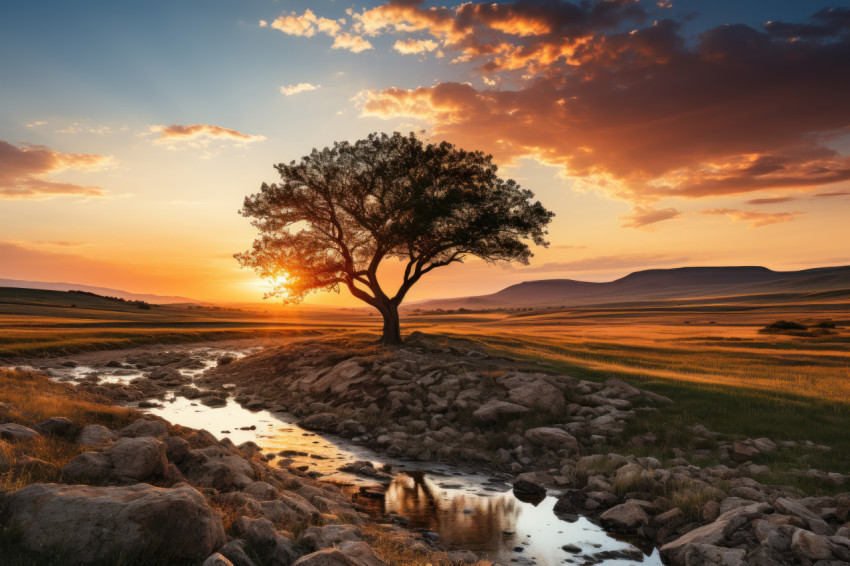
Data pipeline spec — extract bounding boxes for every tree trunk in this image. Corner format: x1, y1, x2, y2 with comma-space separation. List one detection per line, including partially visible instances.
378, 302, 402, 346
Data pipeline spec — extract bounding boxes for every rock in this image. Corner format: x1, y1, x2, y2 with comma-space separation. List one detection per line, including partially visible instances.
219, 540, 258, 566
293, 541, 388, 566
307, 359, 369, 395
524, 427, 579, 451
553, 490, 588, 516
600, 501, 651, 533
775, 497, 833, 536
680, 544, 746, 565
656, 507, 685, 530
660, 502, 770, 563
244, 481, 279, 501
118, 418, 168, 439
298, 413, 340, 432
103, 436, 167, 481
77, 424, 117, 445
0, 423, 41, 441
203, 553, 235, 566
35, 417, 73, 436
512, 479, 546, 501
165, 436, 190, 463
301, 524, 361, 549
234, 516, 277, 552
472, 400, 530, 422
201, 396, 228, 408
507, 381, 565, 413
4, 483, 225, 565
62, 451, 113, 482
179, 445, 255, 491
791, 529, 836, 561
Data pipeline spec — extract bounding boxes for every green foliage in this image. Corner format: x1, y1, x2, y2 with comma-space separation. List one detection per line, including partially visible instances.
236, 132, 553, 343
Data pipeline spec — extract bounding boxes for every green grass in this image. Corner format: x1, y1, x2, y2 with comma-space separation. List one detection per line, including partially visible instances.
458, 333, 850, 492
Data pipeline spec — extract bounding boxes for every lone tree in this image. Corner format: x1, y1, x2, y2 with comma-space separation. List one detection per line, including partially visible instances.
236, 132, 553, 345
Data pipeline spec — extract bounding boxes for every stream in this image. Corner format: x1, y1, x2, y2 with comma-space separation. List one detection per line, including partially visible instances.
33, 344, 663, 566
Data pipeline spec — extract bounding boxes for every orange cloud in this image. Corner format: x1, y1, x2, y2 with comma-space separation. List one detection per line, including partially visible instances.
700, 208, 803, 228
0, 140, 111, 199
393, 38, 439, 54
268, 9, 371, 52
150, 124, 265, 147
619, 206, 682, 228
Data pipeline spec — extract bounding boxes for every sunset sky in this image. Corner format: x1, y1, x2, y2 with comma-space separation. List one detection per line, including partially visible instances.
2, 0, 849, 305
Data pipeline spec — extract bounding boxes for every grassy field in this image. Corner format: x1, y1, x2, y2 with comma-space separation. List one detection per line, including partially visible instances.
3, 286, 849, 487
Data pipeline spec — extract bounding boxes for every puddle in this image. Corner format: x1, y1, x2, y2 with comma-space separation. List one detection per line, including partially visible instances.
29, 345, 662, 565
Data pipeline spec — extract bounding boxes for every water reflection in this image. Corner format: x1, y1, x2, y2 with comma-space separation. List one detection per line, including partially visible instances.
381, 472, 519, 554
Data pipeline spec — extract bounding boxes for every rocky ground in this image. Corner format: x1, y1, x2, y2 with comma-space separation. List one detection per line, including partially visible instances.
0, 368, 481, 566
185, 333, 850, 566
4, 333, 850, 565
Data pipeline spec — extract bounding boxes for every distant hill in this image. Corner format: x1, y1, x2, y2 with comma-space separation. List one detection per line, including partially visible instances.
0, 278, 196, 304
413, 265, 850, 310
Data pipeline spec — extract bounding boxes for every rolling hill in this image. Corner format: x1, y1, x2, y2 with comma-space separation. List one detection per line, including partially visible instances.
413, 265, 850, 310
0, 278, 196, 304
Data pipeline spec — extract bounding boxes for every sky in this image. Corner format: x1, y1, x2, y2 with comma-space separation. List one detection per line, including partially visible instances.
2, 0, 849, 305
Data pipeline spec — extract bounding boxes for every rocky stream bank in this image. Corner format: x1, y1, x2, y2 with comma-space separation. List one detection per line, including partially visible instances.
3, 333, 850, 565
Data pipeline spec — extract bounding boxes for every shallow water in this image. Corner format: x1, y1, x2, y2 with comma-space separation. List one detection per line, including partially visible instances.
37, 345, 662, 566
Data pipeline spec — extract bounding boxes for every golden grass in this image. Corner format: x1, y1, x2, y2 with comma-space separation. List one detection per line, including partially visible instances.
360, 523, 491, 566
0, 368, 141, 492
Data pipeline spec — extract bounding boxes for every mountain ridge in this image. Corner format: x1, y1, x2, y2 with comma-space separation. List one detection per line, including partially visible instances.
412, 265, 850, 310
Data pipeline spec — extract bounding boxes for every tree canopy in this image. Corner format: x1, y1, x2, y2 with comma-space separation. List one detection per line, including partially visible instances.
236, 131, 554, 345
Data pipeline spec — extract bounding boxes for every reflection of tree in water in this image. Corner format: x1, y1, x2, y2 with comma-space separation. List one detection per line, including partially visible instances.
384, 472, 520, 553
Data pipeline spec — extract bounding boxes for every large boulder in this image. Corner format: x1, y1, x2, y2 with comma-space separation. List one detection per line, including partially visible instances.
524, 427, 578, 451
4, 483, 225, 565
307, 359, 369, 395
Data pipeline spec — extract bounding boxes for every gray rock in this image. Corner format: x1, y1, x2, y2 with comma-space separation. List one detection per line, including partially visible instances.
680, 544, 746, 565
35, 417, 73, 436
118, 418, 168, 439
775, 497, 834, 536
293, 541, 388, 566
507, 381, 565, 413
77, 424, 116, 445
219, 540, 257, 566
5, 483, 225, 565
179, 445, 255, 491
300, 524, 361, 549
105, 436, 167, 481
600, 501, 651, 532
524, 427, 579, 451
203, 553, 235, 566
661, 502, 770, 563
165, 436, 190, 462
472, 400, 530, 422
0, 423, 41, 441
791, 529, 836, 561
298, 412, 340, 432
244, 480, 279, 501
62, 451, 112, 482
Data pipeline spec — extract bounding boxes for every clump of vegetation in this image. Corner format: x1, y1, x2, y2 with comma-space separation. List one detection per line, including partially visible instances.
759, 320, 808, 333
